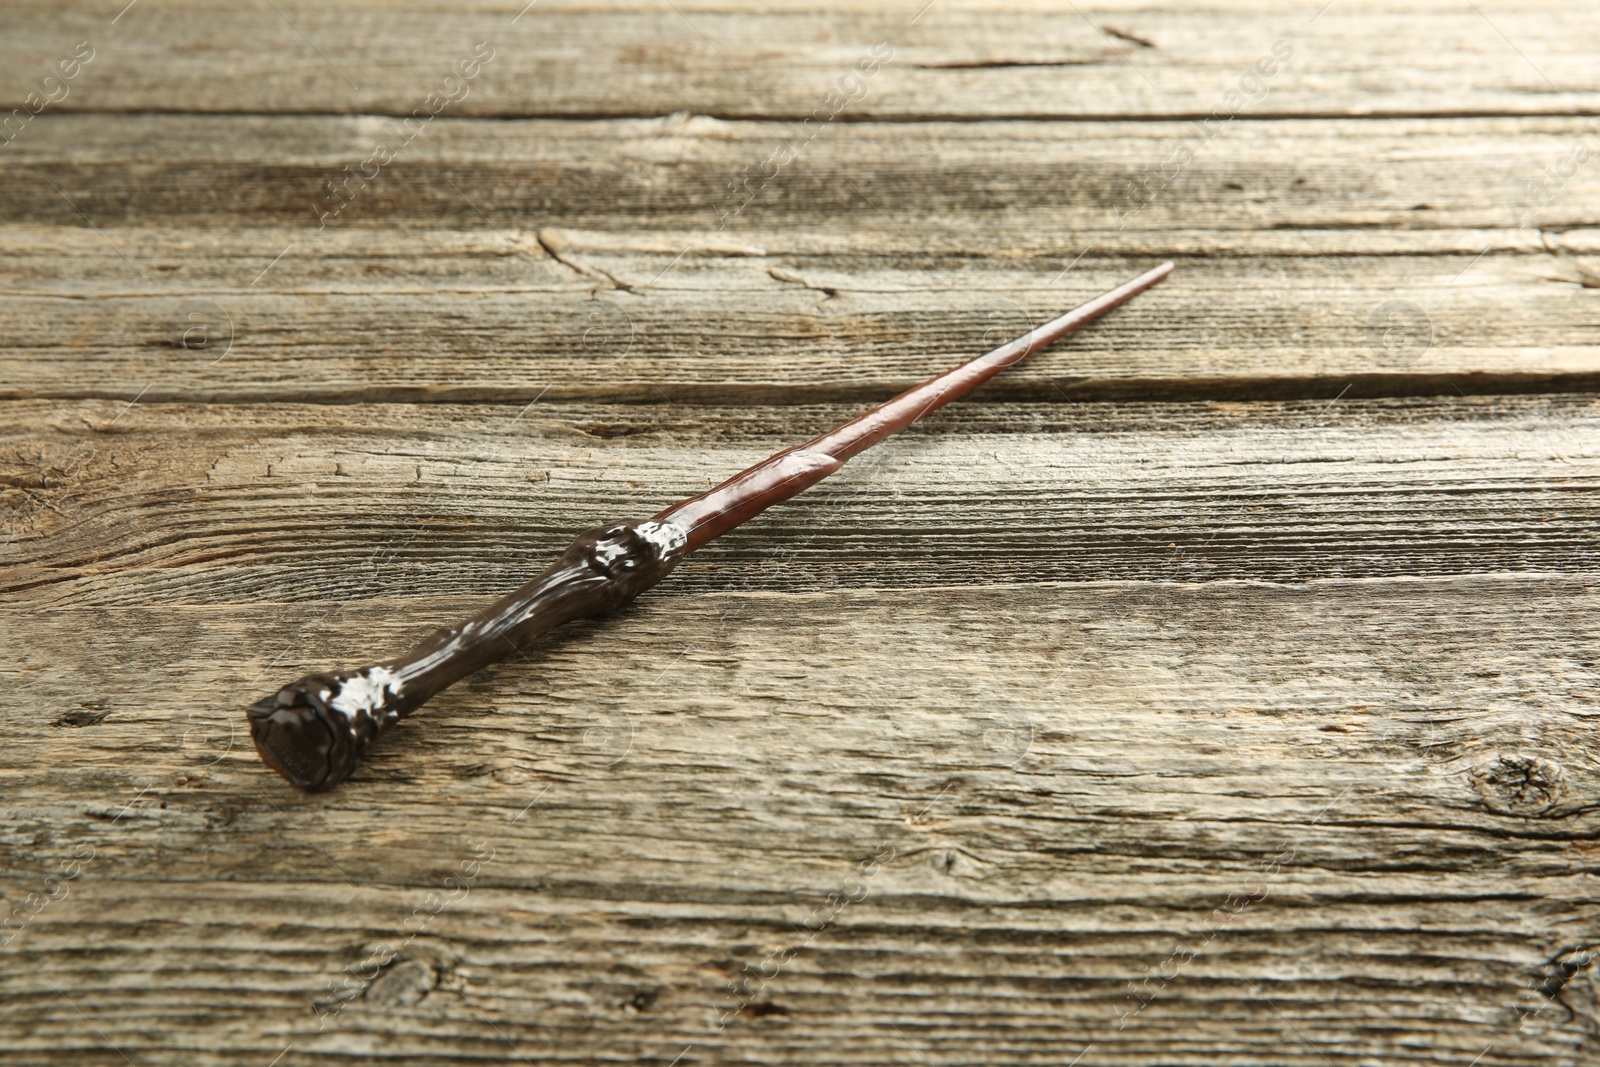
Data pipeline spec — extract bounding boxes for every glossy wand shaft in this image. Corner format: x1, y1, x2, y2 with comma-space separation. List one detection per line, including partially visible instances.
653, 260, 1174, 552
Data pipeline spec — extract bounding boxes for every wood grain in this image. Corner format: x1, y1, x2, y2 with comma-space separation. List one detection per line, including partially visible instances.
3, 116, 1600, 403
4, 578, 1600, 1065
3, 395, 1599, 607
3, 1, 1599, 120
6, 114, 1600, 234
6, 1, 1600, 1064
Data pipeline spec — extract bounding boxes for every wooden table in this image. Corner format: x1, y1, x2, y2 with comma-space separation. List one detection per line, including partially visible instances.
4, 2, 1599, 1064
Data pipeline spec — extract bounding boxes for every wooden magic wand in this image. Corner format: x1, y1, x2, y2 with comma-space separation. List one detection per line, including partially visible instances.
249, 262, 1174, 790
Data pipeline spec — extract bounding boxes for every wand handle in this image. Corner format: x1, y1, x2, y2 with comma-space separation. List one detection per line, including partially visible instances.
249, 520, 689, 790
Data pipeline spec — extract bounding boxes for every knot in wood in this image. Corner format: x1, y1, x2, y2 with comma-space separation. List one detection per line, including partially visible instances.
364, 959, 437, 1008
1469, 752, 1564, 816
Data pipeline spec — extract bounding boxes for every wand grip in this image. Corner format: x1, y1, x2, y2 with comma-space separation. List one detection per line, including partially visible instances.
248, 519, 688, 791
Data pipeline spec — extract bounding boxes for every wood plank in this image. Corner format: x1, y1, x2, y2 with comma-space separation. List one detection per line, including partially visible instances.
4, 395, 1597, 607
3, 116, 1600, 403
6, 114, 1600, 233
4, 576, 1599, 1064
7, 231, 1597, 403
4, 0, 1599, 120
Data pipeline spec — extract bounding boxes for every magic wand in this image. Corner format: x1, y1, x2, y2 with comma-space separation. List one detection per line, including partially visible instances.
248, 261, 1174, 790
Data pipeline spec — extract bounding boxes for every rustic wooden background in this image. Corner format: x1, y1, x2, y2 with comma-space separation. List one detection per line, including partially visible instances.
4, 1, 1599, 1064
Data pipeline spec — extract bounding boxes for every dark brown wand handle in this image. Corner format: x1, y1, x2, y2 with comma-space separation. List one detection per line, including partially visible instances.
248, 261, 1174, 790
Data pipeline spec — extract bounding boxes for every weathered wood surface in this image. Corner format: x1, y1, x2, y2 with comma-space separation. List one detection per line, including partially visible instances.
4, 579, 1600, 1066
4, 0, 1600, 119
4, 1, 1600, 1065
5, 116, 1600, 404
4, 395, 1599, 605
7, 115, 1600, 235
